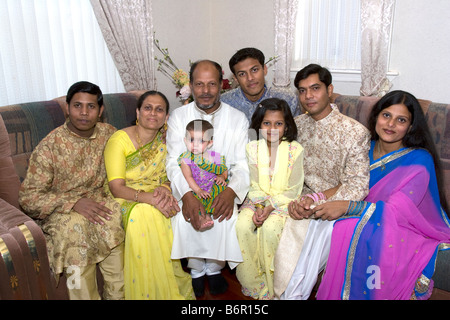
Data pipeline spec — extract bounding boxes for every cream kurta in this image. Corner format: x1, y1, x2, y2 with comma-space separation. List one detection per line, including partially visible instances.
166, 102, 249, 268
274, 104, 371, 299
19, 122, 125, 276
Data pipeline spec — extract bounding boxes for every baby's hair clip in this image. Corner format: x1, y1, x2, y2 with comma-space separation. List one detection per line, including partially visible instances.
258, 104, 263, 108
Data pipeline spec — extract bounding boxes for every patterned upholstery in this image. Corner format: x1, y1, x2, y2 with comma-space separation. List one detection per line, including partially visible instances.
1, 93, 140, 182
0, 100, 66, 182
0, 114, 21, 208
0, 200, 60, 299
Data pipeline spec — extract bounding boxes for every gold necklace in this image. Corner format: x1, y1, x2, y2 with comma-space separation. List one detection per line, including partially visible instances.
135, 126, 156, 166
376, 141, 406, 171
376, 141, 386, 171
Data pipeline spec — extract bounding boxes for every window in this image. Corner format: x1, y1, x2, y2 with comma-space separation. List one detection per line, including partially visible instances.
0, 0, 124, 106
291, 0, 361, 71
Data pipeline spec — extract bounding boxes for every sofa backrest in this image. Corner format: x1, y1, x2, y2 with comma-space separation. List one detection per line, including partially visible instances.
332, 93, 450, 206
0, 92, 142, 184
0, 100, 66, 182
52, 92, 142, 129
0, 114, 21, 208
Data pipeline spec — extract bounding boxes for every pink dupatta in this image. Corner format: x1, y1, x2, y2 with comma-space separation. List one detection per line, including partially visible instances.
317, 145, 450, 300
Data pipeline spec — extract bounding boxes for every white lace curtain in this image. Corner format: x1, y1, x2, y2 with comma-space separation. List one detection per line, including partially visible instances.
360, 0, 395, 97
90, 0, 156, 92
275, 0, 395, 96
273, 0, 299, 88
0, 0, 124, 106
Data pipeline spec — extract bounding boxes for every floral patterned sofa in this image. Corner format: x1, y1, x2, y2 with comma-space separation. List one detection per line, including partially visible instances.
0, 91, 143, 299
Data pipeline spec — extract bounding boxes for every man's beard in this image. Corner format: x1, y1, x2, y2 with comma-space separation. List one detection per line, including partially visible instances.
195, 94, 220, 110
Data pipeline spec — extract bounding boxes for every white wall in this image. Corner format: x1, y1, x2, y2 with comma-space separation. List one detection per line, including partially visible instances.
152, 0, 277, 109
152, 0, 450, 108
389, 0, 450, 103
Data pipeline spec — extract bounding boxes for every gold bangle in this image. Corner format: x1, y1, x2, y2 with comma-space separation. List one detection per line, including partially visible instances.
254, 203, 264, 209
134, 189, 143, 202
160, 183, 172, 192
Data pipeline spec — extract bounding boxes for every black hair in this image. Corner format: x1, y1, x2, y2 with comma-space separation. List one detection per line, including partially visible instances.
137, 90, 170, 113
185, 119, 214, 140
250, 97, 297, 142
66, 81, 103, 107
228, 48, 265, 75
368, 90, 448, 214
294, 64, 332, 89
368, 90, 431, 148
189, 60, 223, 83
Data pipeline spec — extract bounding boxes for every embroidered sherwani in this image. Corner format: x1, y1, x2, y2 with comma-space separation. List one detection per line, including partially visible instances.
274, 104, 371, 299
19, 122, 125, 276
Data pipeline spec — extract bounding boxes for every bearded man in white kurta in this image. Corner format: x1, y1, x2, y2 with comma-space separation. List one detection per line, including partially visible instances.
274, 64, 370, 300
166, 60, 249, 297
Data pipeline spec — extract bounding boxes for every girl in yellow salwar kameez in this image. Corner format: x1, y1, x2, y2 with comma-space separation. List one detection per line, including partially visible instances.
104, 91, 194, 300
236, 98, 304, 300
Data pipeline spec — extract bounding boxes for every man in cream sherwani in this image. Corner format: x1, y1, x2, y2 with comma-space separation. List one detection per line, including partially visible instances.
166, 60, 249, 297
274, 64, 370, 300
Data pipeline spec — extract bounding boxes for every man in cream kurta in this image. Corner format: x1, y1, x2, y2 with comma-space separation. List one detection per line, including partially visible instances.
274, 64, 370, 300
166, 60, 249, 296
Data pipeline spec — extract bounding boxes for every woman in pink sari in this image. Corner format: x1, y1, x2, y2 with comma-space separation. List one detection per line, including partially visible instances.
313, 90, 450, 300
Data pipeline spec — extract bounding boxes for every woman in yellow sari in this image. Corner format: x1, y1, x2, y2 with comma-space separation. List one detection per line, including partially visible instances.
104, 91, 194, 300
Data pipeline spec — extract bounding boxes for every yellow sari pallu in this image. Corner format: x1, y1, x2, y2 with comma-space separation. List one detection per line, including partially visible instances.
104, 130, 194, 300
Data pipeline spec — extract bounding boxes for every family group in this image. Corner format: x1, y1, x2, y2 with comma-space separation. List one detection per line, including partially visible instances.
18, 48, 450, 300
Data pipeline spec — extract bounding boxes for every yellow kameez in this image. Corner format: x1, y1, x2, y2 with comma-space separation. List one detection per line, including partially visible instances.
104, 130, 194, 300
236, 139, 304, 300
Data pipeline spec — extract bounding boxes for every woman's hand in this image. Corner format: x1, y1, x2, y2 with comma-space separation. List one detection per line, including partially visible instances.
252, 205, 273, 227
140, 187, 180, 218
154, 186, 180, 218
152, 193, 179, 218
153, 185, 172, 206
312, 200, 349, 221
160, 196, 180, 218
288, 198, 314, 220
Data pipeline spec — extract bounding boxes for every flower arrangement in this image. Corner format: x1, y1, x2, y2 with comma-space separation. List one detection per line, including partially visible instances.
154, 35, 278, 104
153, 36, 192, 102
154, 35, 235, 104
